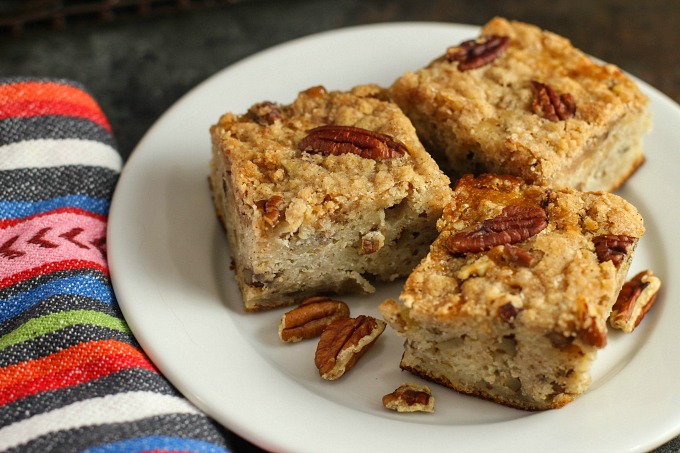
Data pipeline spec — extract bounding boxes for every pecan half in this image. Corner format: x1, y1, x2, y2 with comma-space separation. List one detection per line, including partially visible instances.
592, 234, 637, 267
446, 35, 510, 71
247, 101, 283, 125
279, 296, 350, 343
610, 270, 661, 333
445, 205, 547, 254
314, 315, 386, 380
531, 81, 576, 122
383, 383, 435, 413
298, 125, 407, 159
255, 195, 285, 227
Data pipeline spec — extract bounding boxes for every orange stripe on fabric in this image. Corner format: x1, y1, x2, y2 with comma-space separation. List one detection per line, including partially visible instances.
0, 81, 101, 116
0, 352, 155, 405
0, 339, 156, 391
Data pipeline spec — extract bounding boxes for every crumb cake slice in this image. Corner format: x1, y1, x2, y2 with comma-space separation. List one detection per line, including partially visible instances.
379, 174, 644, 410
389, 17, 650, 192
210, 84, 452, 311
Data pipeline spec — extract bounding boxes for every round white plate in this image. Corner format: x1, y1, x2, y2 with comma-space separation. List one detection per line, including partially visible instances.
109, 23, 680, 453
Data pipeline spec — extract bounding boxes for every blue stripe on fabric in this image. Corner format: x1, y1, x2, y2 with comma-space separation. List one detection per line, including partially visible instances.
0, 194, 110, 219
0, 274, 114, 323
82, 436, 231, 453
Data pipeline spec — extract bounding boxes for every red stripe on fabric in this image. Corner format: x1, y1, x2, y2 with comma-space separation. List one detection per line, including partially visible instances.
0, 206, 107, 229
0, 81, 102, 116
0, 259, 108, 290
0, 99, 111, 132
0, 352, 156, 405
0, 340, 149, 389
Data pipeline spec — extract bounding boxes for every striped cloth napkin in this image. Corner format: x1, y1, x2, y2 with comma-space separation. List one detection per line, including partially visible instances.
0, 78, 233, 452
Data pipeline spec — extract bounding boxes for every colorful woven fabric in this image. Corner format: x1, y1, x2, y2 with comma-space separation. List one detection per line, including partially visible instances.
0, 78, 232, 452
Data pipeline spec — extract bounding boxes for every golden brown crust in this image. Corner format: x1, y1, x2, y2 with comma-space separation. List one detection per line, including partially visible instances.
608, 154, 646, 192
380, 174, 644, 410
407, 173, 644, 334
210, 84, 453, 311
389, 17, 650, 192
212, 84, 450, 237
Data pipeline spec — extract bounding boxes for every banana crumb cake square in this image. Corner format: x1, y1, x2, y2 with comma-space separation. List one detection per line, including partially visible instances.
209, 84, 452, 311
379, 174, 644, 410
389, 17, 650, 192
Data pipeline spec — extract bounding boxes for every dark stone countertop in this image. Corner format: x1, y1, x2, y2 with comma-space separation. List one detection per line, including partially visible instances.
2, 1, 678, 451
3, 0, 678, 161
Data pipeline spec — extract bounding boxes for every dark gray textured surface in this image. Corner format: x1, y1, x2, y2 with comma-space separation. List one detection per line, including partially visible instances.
3, 0, 679, 161
3, 1, 678, 451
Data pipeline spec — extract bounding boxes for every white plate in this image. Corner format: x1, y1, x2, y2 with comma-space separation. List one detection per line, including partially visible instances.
109, 23, 680, 453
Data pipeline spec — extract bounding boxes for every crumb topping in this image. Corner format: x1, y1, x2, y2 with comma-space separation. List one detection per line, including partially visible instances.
210, 84, 451, 237
391, 17, 649, 184
402, 174, 644, 343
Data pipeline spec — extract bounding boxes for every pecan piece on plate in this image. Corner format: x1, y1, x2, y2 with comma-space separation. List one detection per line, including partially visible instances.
298, 124, 407, 159
445, 205, 547, 254
610, 270, 661, 333
314, 315, 386, 380
531, 81, 576, 122
592, 234, 637, 267
278, 296, 350, 343
446, 35, 510, 71
246, 101, 283, 125
255, 195, 286, 227
383, 383, 435, 413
